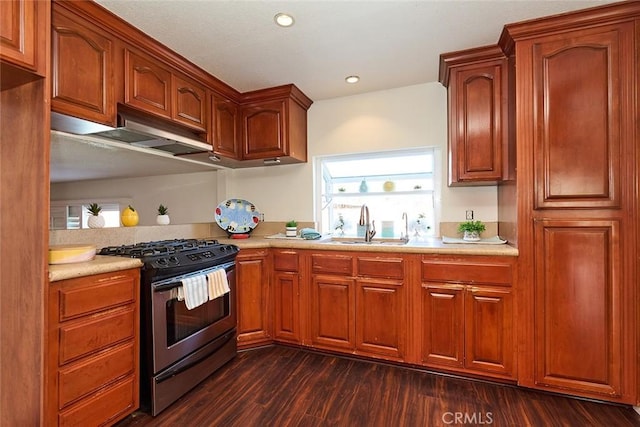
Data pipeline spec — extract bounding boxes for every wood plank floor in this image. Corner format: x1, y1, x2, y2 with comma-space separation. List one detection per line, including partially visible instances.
116, 345, 640, 427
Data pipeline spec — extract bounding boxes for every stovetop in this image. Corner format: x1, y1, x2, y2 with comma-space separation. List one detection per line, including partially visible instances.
99, 239, 239, 275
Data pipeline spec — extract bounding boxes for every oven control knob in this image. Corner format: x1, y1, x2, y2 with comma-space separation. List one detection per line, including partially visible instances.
157, 258, 168, 265
169, 256, 179, 264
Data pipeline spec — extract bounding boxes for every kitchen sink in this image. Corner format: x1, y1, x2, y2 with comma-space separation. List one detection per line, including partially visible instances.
325, 237, 409, 246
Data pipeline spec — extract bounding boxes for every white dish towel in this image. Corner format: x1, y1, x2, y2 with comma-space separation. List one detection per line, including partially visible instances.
181, 274, 208, 309
207, 268, 230, 300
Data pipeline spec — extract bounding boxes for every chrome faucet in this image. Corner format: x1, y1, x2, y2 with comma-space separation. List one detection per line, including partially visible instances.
360, 204, 376, 242
401, 212, 409, 242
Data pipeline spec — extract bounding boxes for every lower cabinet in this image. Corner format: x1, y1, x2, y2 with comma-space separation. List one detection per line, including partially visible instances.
272, 249, 301, 344
420, 256, 515, 379
309, 253, 356, 351
236, 248, 517, 383
236, 249, 271, 348
47, 268, 140, 427
308, 252, 408, 362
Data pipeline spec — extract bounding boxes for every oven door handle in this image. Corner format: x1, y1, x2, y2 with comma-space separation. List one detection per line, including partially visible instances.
152, 261, 235, 292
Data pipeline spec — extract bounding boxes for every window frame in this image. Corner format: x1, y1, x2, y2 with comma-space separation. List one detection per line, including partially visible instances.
314, 147, 442, 237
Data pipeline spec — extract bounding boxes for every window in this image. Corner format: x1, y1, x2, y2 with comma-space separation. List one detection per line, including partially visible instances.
316, 148, 439, 238
50, 201, 122, 230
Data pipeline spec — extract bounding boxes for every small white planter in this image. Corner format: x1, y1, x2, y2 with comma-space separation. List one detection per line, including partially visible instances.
87, 214, 105, 229
156, 214, 170, 225
285, 226, 297, 237
463, 230, 481, 241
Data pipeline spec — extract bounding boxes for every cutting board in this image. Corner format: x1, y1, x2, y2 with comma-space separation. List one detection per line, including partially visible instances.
49, 244, 97, 265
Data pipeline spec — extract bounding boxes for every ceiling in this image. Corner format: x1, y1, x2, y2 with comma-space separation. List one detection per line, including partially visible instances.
94, 0, 616, 101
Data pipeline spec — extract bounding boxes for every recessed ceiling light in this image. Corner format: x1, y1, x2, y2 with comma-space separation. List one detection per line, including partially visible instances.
274, 13, 294, 27
345, 75, 360, 84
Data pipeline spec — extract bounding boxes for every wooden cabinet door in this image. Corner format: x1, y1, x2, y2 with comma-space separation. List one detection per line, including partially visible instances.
0, 0, 45, 75
449, 60, 506, 184
533, 219, 623, 397
355, 278, 405, 360
51, 7, 115, 125
310, 274, 355, 351
440, 45, 507, 186
236, 250, 271, 347
465, 286, 513, 377
420, 283, 464, 368
530, 23, 634, 209
241, 100, 286, 160
124, 49, 171, 119
273, 271, 300, 343
211, 93, 240, 159
172, 74, 207, 131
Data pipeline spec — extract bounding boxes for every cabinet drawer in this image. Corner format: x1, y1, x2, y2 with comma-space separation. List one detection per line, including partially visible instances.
59, 272, 136, 320
58, 342, 135, 409
59, 307, 135, 364
273, 250, 299, 272
311, 254, 353, 276
58, 375, 136, 427
422, 260, 512, 285
357, 256, 404, 279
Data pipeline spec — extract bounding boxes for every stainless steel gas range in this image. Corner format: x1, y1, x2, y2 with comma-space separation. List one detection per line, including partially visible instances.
99, 239, 239, 416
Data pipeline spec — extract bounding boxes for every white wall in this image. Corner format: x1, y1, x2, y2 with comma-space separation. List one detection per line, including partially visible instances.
224, 82, 498, 225
50, 171, 218, 226
51, 82, 498, 228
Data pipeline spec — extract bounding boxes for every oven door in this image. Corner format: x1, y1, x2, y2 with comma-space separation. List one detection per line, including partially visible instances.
151, 263, 236, 373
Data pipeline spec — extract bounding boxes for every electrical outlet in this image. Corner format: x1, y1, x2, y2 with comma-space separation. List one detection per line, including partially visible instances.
465, 210, 474, 220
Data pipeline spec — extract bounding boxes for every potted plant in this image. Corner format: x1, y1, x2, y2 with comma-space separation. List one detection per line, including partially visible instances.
86, 203, 105, 229
285, 220, 298, 237
458, 220, 485, 241
156, 204, 170, 225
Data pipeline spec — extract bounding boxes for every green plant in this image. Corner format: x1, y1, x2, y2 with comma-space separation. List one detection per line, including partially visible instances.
157, 204, 169, 215
87, 203, 102, 216
457, 220, 486, 234
286, 220, 297, 228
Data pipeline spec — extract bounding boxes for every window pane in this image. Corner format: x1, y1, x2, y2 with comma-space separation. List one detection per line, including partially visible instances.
319, 148, 436, 238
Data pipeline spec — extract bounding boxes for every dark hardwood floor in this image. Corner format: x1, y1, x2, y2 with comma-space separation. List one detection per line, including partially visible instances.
116, 346, 640, 427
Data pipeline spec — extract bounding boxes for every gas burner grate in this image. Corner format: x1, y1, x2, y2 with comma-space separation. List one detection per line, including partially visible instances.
99, 239, 220, 258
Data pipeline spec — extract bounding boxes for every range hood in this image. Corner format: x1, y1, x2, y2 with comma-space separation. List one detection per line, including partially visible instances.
89, 115, 212, 155
50, 110, 238, 168
50, 110, 213, 155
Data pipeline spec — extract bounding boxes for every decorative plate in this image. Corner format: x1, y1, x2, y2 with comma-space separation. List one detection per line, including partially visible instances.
214, 199, 261, 234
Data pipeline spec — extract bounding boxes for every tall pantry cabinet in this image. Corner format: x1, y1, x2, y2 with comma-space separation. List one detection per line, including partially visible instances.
499, 2, 639, 404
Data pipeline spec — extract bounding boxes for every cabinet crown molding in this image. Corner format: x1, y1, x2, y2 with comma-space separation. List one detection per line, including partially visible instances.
438, 45, 505, 87
498, 0, 640, 55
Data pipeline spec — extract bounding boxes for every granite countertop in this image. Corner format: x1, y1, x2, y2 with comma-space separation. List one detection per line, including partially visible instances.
49, 236, 517, 283
49, 255, 143, 282
217, 235, 519, 257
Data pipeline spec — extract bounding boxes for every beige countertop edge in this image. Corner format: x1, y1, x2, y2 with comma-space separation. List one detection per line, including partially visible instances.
218, 237, 519, 256
49, 256, 143, 282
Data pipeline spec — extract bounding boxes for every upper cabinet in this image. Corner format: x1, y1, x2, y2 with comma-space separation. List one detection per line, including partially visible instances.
439, 45, 509, 186
49, 0, 312, 168
51, 3, 115, 125
123, 49, 171, 120
210, 92, 240, 159
124, 49, 208, 132
240, 84, 313, 165
1, 0, 48, 87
